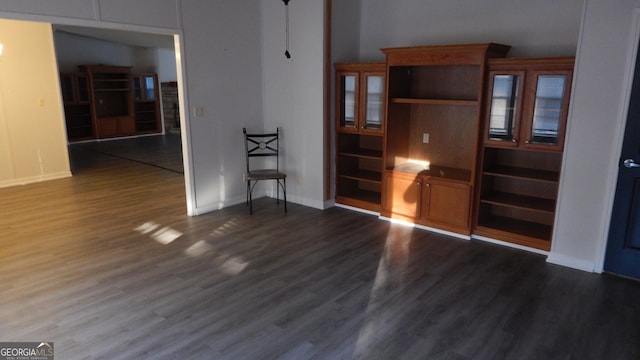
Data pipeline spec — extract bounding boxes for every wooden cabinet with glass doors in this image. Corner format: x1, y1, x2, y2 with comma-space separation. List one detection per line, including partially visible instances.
474, 57, 574, 250
335, 62, 386, 212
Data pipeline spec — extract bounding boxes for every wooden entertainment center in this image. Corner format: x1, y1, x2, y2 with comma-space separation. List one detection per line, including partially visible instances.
60, 65, 162, 142
334, 43, 574, 251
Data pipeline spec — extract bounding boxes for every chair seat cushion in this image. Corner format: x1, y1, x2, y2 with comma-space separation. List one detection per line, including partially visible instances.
247, 169, 286, 180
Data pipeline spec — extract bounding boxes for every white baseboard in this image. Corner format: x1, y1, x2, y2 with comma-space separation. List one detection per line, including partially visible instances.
378, 216, 471, 240
0, 171, 72, 189
546, 252, 597, 273
471, 235, 550, 256
334, 203, 379, 216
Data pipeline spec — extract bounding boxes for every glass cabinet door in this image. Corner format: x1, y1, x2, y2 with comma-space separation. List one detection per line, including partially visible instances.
76, 75, 89, 103
144, 76, 156, 101
133, 76, 143, 101
363, 74, 384, 131
526, 73, 569, 147
338, 73, 358, 129
486, 71, 524, 146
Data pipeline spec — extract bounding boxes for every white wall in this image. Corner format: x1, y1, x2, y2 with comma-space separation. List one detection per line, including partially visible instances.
358, 0, 582, 60
179, 0, 264, 214
331, 0, 361, 63
155, 48, 177, 83
0, 19, 70, 187
54, 32, 175, 78
550, 0, 640, 272
261, 0, 327, 209
54, 31, 141, 72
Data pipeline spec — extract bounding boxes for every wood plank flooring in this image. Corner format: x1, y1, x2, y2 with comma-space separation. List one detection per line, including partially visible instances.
0, 138, 639, 359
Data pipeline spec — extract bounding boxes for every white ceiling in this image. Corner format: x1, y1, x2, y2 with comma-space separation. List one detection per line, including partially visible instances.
53, 25, 175, 49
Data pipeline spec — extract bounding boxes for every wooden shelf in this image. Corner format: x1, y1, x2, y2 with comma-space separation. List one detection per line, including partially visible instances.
390, 97, 478, 106
95, 88, 130, 92
336, 190, 381, 206
481, 191, 556, 213
338, 148, 383, 159
390, 163, 471, 183
478, 215, 552, 242
339, 170, 382, 183
484, 166, 560, 182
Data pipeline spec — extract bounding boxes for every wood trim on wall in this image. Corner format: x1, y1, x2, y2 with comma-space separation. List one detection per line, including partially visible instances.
324, 0, 332, 201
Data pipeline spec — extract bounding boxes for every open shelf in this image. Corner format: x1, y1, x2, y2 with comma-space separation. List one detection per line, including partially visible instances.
389, 163, 471, 183
339, 169, 382, 183
481, 191, 556, 213
390, 98, 478, 106
477, 215, 553, 244
483, 166, 560, 182
338, 148, 382, 160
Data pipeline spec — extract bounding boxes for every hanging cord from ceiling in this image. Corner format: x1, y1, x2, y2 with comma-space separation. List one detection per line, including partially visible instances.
283, 0, 291, 59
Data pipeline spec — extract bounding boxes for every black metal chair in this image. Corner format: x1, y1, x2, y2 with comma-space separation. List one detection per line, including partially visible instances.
243, 127, 287, 214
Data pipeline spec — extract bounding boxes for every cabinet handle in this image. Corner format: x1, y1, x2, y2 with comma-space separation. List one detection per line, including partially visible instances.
525, 139, 531, 144
425, 183, 430, 187
512, 139, 518, 143
416, 182, 421, 186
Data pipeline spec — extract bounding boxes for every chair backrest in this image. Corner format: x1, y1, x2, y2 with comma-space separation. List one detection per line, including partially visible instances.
243, 127, 280, 172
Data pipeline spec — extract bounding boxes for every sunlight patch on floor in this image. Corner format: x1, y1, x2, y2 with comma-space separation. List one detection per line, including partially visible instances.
134, 222, 182, 245
352, 226, 412, 358
185, 240, 214, 257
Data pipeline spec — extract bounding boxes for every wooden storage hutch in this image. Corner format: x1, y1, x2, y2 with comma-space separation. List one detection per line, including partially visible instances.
380, 43, 510, 236
60, 65, 162, 142
474, 57, 574, 250
334, 62, 386, 212
334, 43, 574, 251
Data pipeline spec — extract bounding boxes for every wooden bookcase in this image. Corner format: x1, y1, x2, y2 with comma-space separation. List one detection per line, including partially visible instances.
474, 57, 574, 250
81, 65, 135, 139
380, 44, 510, 235
62, 67, 162, 142
335, 62, 386, 212
60, 73, 93, 141
132, 73, 162, 134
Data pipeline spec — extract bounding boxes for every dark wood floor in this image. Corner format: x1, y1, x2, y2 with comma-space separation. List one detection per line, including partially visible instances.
0, 137, 639, 359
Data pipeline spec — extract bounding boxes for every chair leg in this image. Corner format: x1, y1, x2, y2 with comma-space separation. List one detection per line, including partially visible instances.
249, 185, 253, 215
283, 178, 287, 213
247, 180, 253, 215
276, 179, 280, 205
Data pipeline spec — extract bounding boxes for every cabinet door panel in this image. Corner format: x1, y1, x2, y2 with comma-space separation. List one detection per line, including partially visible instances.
524, 72, 571, 150
383, 173, 421, 220
98, 118, 117, 138
363, 73, 385, 132
338, 73, 358, 130
424, 181, 470, 228
117, 117, 136, 135
485, 71, 525, 147
528, 74, 567, 145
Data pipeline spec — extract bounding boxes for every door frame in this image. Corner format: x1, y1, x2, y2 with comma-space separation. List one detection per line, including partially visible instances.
0, 11, 196, 216
597, 9, 640, 272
